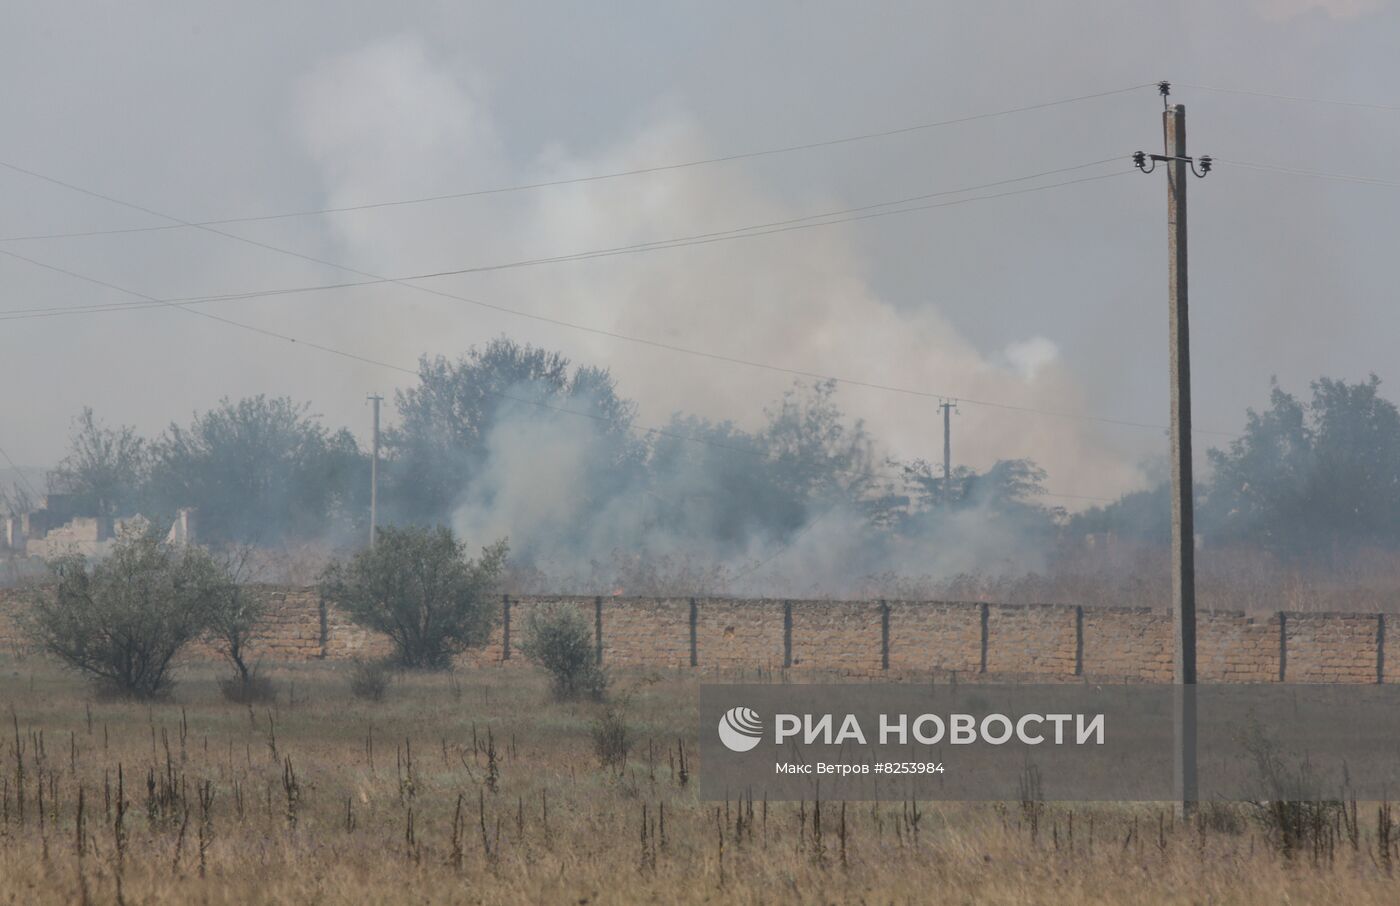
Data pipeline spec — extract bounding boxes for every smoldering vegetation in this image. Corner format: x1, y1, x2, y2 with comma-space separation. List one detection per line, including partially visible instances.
7, 337, 1400, 607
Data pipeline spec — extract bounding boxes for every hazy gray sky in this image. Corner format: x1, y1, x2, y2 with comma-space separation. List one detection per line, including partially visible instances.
3, 0, 1398, 503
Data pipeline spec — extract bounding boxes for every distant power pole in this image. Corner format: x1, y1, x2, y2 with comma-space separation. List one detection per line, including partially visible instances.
367, 394, 382, 548
939, 400, 957, 504
1135, 82, 1212, 817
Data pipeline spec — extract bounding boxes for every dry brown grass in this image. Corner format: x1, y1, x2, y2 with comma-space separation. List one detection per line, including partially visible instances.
1, 655, 1399, 904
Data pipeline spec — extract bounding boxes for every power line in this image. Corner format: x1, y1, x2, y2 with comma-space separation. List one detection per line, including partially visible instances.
0, 165, 1127, 305
0, 173, 1230, 436
1177, 82, 1400, 113
0, 84, 1155, 243
0, 143, 1240, 440
0, 176, 1232, 438
1216, 158, 1400, 189
364, 171, 1134, 280
0, 157, 1201, 435
0, 157, 1130, 287
0, 247, 1138, 515
0, 170, 1139, 338
0, 246, 773, 459
0, 165, 1130, 325
0, 441, 42, 501
3, 235, 1206, 437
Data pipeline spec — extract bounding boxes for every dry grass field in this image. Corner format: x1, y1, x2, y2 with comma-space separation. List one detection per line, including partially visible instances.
1, 655, 1398, 905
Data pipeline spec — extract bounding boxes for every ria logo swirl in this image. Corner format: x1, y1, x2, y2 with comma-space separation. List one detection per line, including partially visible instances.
717, 706, 764, 752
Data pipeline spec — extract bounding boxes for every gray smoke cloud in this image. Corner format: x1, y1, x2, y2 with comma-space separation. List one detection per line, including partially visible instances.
294, 35, 1145, 504
4, 1, 1400, 551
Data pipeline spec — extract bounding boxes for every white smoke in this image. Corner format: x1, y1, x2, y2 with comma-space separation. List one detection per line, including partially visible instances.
292, 35, 1147, 589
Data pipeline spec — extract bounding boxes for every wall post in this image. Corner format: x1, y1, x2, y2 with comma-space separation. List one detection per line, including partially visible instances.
501, 594, 512, 661
880, 600, 890, 671
317, 591, 329, 660
689, 598, 699, 667
1074, 605, 1084, 677
594, 596, 604, 665
783, 601, 793, 669
1378, 613, 1386, 685
979, 602, 989, 674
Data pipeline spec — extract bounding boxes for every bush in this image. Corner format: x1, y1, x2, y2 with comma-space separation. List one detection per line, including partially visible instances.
207, 550, 270, 699
591, 706, 631, 770
349, 657, 393, 701
1239, 717, 1348, 857
218, 669, 277, 704
25, 531, 234, 698
320, 526, 507, 670
520, 604, 607, 700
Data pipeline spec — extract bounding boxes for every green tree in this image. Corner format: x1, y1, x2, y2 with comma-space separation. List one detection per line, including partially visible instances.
1205, 375, 1400, 556
25, 531, 235, 697
206, 546, 276, 701
1067, 482, 1173, 545
147, 395, 365, 544
759, 380, 878, 516
320, 526, 508, 669
896, 457, 1061, 543
50, 407, 148, 517
643, 415, 785, 553
639, 381, 884, 558
387, 337, 641, 524
519, 603, 607, 700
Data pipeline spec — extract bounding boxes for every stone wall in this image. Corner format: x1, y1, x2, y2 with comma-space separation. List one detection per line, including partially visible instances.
0, 587, 1395, 683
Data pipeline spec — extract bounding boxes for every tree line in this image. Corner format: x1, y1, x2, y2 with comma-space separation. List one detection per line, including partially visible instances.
11, 335, 1396, 568
14, 337, 1060, 565
1071, 375, 1400, 560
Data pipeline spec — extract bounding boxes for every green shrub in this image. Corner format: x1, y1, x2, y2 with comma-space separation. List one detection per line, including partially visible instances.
320, 526, 507, 670
26, 531, 235, 698
520, 604, 606, 700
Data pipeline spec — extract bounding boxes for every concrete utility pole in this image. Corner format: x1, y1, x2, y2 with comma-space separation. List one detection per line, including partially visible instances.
939, 400, 956, 504
1135, 83, 1211, 817
1165, 102, 1197, 817
367, 394, 382, 548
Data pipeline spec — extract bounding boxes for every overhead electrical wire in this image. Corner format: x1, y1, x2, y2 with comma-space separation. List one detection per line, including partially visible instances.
0, 157, 1130, 287
0, 442, 42, 500
0, 161, 1211, 437
9, 76, 1397, 509
1214, 158, 1400, 189
0, 79, 1250, 507
0, 243, 1118, 509
0, 245, 775, 459
1176, 82, 1400, 113
0, 83, 1156, 243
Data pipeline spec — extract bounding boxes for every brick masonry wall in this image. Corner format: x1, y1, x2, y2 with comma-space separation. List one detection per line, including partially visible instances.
886, 602, 982, 674
693, 598, 785, 670
985, 604, 1078, 678
0, 586, 1395, 683
1081, 608, 1172, 681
